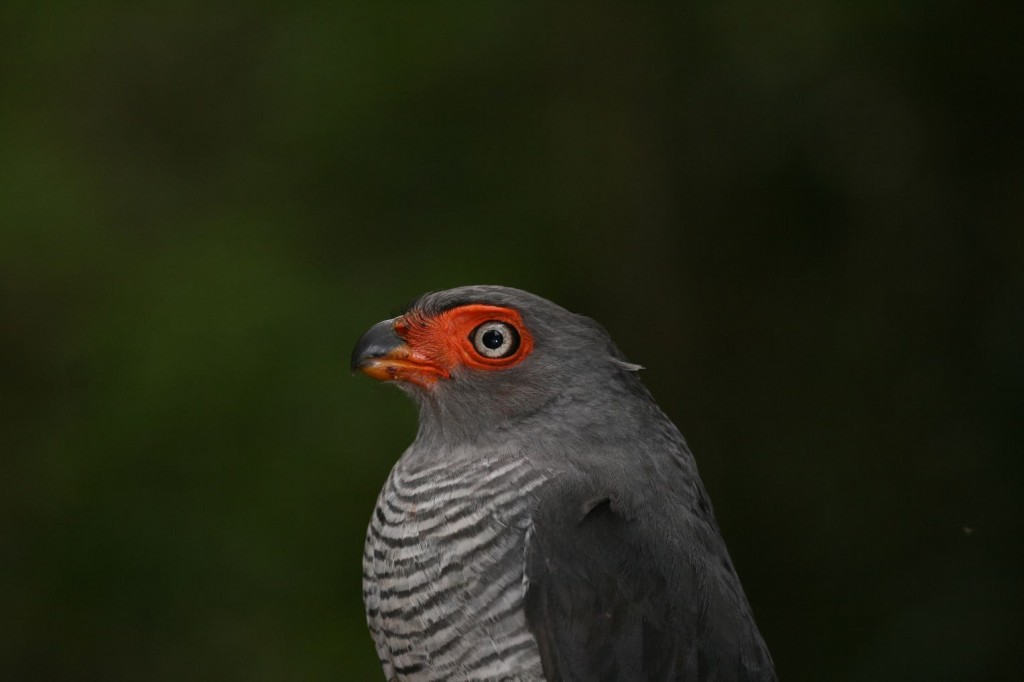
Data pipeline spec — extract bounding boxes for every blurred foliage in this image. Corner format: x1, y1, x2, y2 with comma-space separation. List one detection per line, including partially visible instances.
1, 2, 1022, 680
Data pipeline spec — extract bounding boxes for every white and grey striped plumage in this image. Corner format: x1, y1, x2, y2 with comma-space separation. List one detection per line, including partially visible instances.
363, 451, 547, 679
353, 286, 777, 682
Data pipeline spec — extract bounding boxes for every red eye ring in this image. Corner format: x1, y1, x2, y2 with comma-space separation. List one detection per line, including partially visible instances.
397, 304, 534, 375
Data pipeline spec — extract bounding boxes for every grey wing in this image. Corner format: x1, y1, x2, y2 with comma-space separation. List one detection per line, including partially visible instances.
522, 484, 776, 682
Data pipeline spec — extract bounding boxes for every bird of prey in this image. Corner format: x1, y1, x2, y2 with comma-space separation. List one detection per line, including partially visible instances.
351, 285, 776, 681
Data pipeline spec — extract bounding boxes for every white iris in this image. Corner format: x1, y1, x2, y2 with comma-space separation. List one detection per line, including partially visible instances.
471, 321, 518, 358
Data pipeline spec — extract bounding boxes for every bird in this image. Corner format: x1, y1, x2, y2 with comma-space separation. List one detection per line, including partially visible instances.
351, 285, 776, 681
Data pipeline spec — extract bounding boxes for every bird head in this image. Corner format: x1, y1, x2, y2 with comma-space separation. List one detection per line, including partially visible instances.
351, 285, 645, 444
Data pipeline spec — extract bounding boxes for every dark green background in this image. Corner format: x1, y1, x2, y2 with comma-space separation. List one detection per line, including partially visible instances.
3, 3, 1021, 680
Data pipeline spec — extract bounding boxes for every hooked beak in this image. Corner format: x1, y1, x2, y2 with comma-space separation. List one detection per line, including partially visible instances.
351, 317, 446, 387
350, 318, 403, 374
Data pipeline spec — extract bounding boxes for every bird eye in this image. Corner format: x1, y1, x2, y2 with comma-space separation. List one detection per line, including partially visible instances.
470, 321, 520, 359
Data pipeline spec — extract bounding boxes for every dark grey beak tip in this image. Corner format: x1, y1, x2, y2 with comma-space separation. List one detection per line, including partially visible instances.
351, 318, 402, 372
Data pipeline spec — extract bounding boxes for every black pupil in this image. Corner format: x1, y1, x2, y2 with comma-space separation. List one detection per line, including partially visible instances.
482, 329, 504, 350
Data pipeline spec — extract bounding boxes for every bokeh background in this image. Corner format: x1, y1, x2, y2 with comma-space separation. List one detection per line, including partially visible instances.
3, 3, 1022, 680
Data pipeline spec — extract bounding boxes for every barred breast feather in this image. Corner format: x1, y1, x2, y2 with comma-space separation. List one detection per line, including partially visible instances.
363, 453, 549, 681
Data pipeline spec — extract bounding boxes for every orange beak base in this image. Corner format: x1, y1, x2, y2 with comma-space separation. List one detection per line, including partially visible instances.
351, 318, 448, 388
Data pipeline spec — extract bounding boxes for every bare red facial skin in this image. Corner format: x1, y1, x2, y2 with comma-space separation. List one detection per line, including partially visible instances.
366, 304, 534, 388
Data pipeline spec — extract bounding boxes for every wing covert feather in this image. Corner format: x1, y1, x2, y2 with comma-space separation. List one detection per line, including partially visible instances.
523, 483, 776, 682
